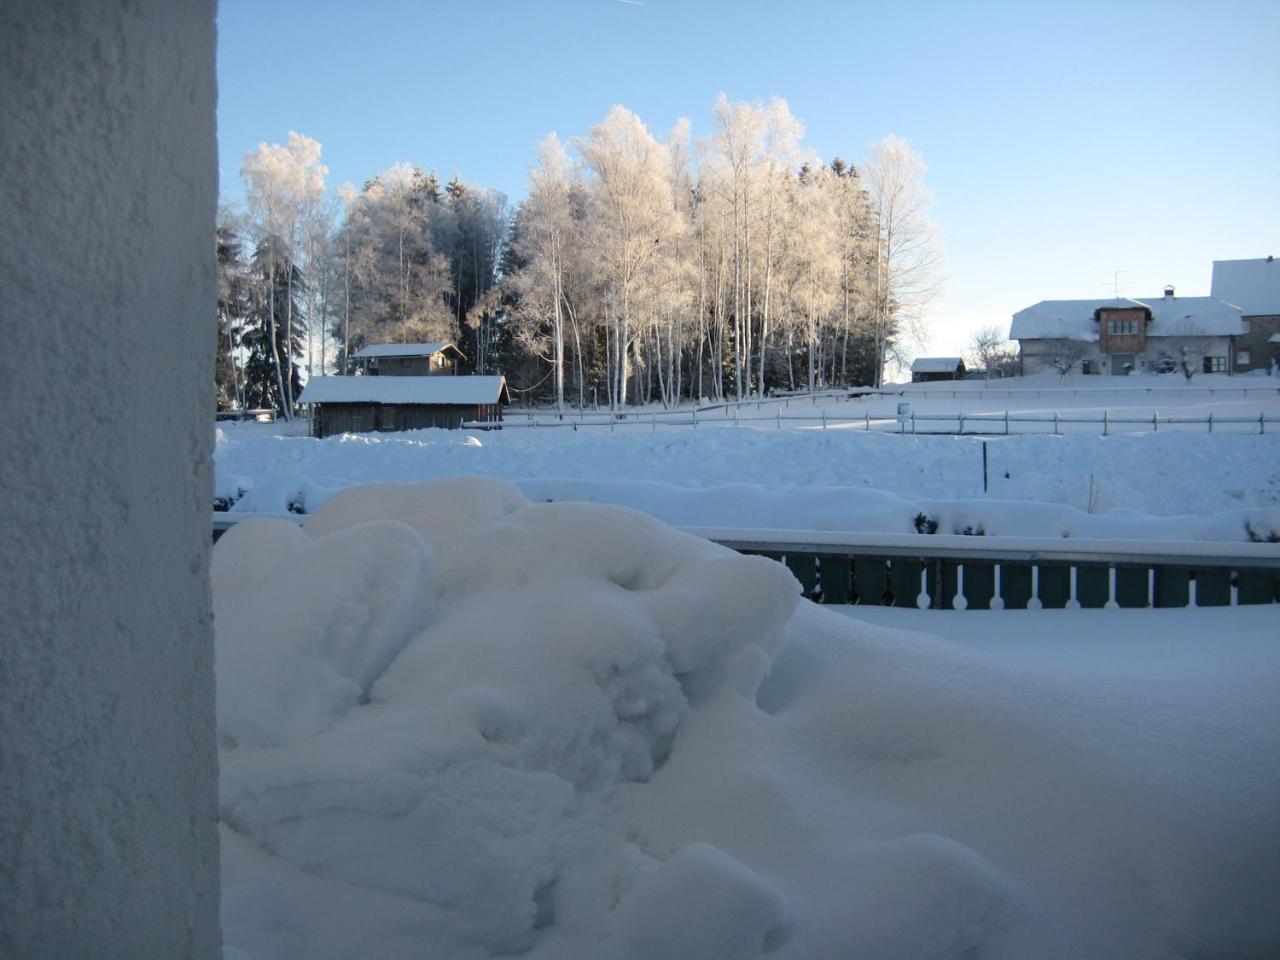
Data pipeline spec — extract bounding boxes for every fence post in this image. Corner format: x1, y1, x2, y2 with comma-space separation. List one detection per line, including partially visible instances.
777, 407, 782, 429
1005, 410, 1009, 435
1261, 412, 1266, 435
1153, 412, 1158, 432
692, 409, 697, 429
959, 412, 965, 434
1208, 412, 1213, 433
1103, 409, 1109, 436
822, 409, 827, 429
1054, 411, 1059, 435
865, 411, 870, 431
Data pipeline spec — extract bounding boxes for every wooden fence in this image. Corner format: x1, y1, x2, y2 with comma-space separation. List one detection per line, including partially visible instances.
212, 514, 1279, 611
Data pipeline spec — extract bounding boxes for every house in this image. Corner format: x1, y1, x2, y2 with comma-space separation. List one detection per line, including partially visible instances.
1210, 257, 1280, 373
911, 357, 966, 382
350, 341, 465, 377
1010, 288, 1244, 376
297, 375, 510, 437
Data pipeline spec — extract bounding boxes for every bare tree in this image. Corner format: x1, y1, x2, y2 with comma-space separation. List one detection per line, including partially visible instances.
242, 132, 328, 419
863, 134, 943, 387
1162, 323, 1218, 382
968, 325, 1016, 381
1039, 335, 1089, 379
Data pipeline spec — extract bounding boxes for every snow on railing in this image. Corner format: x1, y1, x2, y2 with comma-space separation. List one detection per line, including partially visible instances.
212, 513, 1280, 611
469, 408, 1279, 436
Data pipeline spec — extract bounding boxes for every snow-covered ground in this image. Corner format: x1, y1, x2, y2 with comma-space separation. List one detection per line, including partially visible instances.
215, 479, 1280, 960
216, 405, 1280, 542
213, 379, 1280, 957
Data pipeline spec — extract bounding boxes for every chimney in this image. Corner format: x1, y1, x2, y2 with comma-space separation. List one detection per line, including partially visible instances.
1163, 284, 1175, 298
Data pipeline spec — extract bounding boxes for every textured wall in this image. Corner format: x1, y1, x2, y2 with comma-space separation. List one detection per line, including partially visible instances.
0, 1, 220, 956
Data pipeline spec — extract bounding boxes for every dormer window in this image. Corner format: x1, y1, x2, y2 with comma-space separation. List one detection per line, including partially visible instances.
1107, 318, 1138, 335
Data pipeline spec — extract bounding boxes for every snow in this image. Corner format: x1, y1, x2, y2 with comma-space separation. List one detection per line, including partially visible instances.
215, 478, 1280, 959
1212, 257, 1280, 317
1010, 295, 1245, 340
351, 341, 458, 359
296, 375, 508, 406
214, 409, 1280, 541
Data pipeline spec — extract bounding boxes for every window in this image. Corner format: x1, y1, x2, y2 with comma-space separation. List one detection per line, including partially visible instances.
1107, 318, 1138, 335
1237, 350, 1251, 366
1202, 356, 1226, 373
1081, 359, 1092, 375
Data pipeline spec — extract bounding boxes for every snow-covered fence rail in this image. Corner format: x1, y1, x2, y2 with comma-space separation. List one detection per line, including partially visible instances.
212, 514, 1279, 612
883, 384, 1280, 401
470, 409, 1279, 435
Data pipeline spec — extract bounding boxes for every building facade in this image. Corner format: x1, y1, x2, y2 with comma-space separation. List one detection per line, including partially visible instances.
1010, 289, 1244, 376
1211, 257, 1280, 374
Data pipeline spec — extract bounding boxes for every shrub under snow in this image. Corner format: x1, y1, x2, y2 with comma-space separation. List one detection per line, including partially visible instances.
215, 478, 1280, 959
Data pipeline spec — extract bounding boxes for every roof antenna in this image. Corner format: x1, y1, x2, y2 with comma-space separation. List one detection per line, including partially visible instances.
1101, 270, 1129, 299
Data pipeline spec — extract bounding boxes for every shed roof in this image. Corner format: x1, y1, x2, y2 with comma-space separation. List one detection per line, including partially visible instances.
297, 375, 509, 406
351, 341, 466, 360
1009, 295, 1244, 341
910, 357, 964, 373
1211, 258, 1280, 317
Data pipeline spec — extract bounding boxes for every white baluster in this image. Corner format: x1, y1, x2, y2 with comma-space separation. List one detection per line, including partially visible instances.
989, 564, 1005, 610
1148, 568, 1155, 608
1027, 565, 1043, 610
953, 565, 968, 610
1066, 566, 1080, 609
1104, 566, 1118, 609
1189, 572, 1197, 608
916, 567, 930, 609
1231, 571, 1239, 607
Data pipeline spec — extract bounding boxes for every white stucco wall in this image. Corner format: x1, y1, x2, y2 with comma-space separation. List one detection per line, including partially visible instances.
0, 2, 220, 956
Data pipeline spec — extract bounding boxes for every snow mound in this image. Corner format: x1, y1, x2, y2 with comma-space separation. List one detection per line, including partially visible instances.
216, 479, 1280, 959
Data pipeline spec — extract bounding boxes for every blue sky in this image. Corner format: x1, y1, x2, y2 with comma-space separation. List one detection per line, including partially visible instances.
217, 0, 1279, 356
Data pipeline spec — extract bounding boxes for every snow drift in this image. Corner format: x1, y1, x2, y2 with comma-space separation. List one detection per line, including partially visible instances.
215, 478, 1280, 959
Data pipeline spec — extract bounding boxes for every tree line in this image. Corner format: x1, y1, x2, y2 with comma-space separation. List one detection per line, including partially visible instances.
216, 98, 941, 417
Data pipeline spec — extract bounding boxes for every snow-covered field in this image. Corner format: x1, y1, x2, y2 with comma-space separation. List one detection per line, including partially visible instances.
216, 381, 1280, 542
213, 378, 1280, 958
215, 479, 1280, 960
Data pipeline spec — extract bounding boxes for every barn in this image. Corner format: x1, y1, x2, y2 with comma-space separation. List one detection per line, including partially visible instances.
298, 375, 510, 437
350, 341, 466, 376
910, 357, 966, 382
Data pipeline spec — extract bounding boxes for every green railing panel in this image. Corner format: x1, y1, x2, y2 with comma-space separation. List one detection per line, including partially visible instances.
962, 563, 996, 609
853, 559, 889, 606
784, 554, 818, 600
1115, 567, 1149, 608
1001, 565, 1033, 609
1076, 566, 1110, 608
818, 556, 851, 604
1236, 571, 1278, 605
1154, 568, 1190, 608
1038, 565, 1071, 608
889, 559, 924, 608
925, 561, 959, 610
1194, 569, 1231, 607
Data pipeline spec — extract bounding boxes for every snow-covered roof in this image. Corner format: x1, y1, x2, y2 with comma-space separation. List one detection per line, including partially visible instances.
1211, 258, 1280, 317
297, 375, 509, 406
351, 341, 464, 360
1010, 295, 1244, 341
910, 357, 964, 373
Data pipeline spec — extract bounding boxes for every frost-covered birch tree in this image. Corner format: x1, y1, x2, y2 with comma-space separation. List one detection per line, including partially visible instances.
242, 132, 328, 418
863, 134, 942, 387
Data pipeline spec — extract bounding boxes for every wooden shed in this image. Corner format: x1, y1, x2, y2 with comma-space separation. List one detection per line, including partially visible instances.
910, 357, 966, 383
297, 375, 510, 437
351, 341, 466, 377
